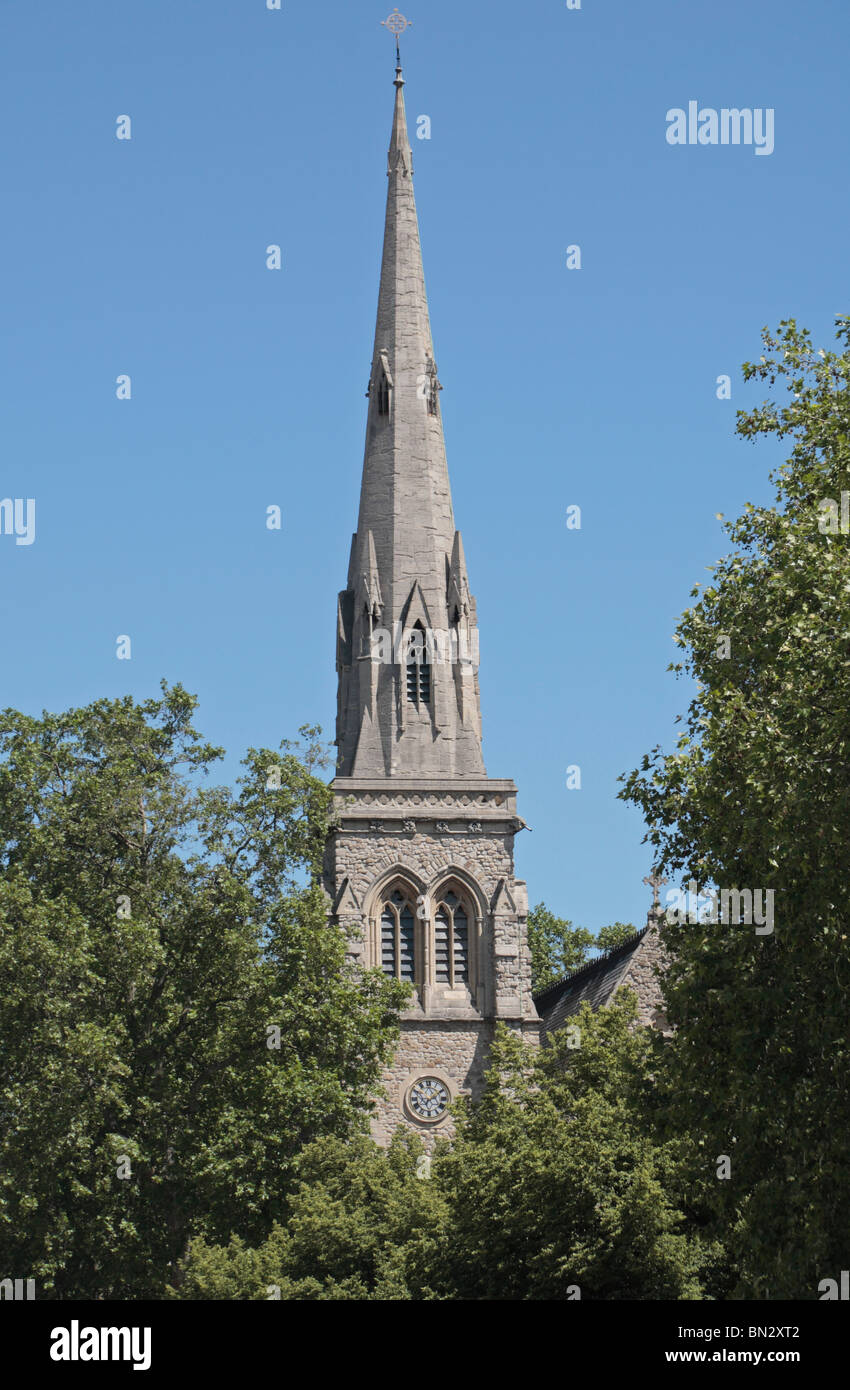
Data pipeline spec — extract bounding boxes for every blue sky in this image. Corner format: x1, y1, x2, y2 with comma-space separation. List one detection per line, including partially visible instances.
1, 0, 847, 932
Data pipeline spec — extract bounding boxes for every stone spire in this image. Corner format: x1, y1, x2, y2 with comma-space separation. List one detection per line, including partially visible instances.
334, 59, 485, 778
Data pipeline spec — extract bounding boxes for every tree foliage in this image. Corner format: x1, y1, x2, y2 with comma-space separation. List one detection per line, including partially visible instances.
0, 684, 406, 1298
620, 318, 850, 1297
176, 996, 706, 1301
527, 904, 638, 991
433, 999, 704, 1300
596, 922, 639, 953
527, 904, 594, 989
174, 1132, 446, 1301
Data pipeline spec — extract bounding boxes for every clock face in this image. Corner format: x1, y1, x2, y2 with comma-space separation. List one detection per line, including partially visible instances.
408, 1076, 450, 1121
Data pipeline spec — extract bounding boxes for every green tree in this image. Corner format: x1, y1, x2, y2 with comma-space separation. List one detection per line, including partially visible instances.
527, 906, 639, 991
174, 1132, 447, 1301
526, 903, 593, 990
176, 996, 706, 1301
620, 317, 850, 1298
596, 921, 638, 953
0, 684, 407, 1298
433, 998, 705, 1300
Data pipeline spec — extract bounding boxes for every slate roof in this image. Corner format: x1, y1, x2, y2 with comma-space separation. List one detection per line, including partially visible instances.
532, 928, 649, 1040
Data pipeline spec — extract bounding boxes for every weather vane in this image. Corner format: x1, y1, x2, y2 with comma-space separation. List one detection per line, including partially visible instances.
382, 9, 411, 64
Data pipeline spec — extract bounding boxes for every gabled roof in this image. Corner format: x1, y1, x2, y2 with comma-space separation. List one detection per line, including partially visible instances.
532, 928, 649, 1039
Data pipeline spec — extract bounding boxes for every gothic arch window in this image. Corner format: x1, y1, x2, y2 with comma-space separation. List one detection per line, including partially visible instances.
405, 621, 431, 708
373, 350, 392, 418
433, 888, 470, 987
380, 887, 416, 981
374, 877, 481, 1001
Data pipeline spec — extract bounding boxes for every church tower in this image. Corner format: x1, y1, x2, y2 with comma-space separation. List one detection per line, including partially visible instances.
324, 53, 540, 1145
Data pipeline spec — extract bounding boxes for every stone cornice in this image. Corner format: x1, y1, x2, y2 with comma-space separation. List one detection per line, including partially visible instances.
330, 777, 517, 793
330, 779, 520, 832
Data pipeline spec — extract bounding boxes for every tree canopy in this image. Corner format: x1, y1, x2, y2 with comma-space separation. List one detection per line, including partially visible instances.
0, 684, 406, 1298
175, 996, 707, 1301
620, 317, 850, 1298
527, 903, 637, 991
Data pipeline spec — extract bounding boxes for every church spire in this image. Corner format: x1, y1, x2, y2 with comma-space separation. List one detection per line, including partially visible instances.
334, 59, 485, 779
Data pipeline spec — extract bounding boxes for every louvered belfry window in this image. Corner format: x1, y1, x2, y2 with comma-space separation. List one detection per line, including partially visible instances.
381, 889, 415, 981
434, 890, 469, 986
405, 622, 431, 707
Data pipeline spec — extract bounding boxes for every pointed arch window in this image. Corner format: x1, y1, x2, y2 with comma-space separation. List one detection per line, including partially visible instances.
434, 889, 469, 986
374, 350, 393, 417
380, 888, 415, 981
405, 621, 431, 707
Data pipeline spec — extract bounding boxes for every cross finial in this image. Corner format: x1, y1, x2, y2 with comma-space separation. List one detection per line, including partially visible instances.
382, 10, 411, 73
382, 8, 411, 38
643, 870, 668, 911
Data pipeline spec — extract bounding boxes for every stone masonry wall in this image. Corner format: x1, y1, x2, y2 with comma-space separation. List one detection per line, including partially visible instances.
332, 827, 513, 911
618, 919, 671, 1033
326, 778, 540, 1145
372, 1018, 539, 1149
